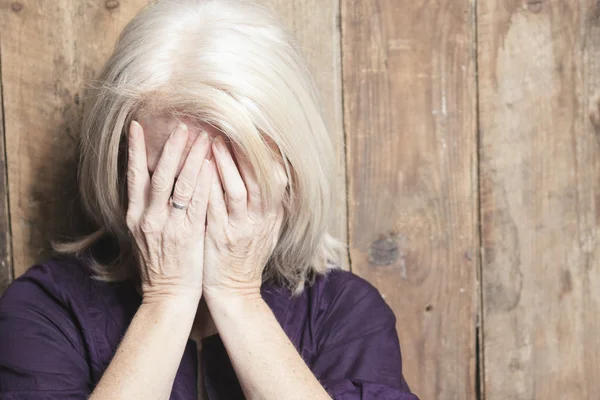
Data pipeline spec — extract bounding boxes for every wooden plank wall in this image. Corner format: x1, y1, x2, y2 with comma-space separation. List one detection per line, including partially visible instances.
478, 0, 600, 398
0, 1, 598, 399
0, 0, 149, 280
341, 1, 477, 399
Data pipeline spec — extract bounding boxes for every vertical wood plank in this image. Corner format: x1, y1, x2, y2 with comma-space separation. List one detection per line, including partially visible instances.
261, 0, 348, 270
0, 0, 150, 278
0, 49, 13, 293
342, 1, 478, 398
478, 0, 600, 398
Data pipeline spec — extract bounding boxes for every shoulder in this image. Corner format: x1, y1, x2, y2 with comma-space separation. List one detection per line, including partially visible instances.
307, 271, 417, 398
310, 267, 390, 306
271, 266, 397, 355
2, 253, 141, 325
0, 255, 140, 380
0, 255, 93, 314
0, 256, 95, 375
0, 254, 129, 317
308, 268, 396, 344
0, 255, 110, 340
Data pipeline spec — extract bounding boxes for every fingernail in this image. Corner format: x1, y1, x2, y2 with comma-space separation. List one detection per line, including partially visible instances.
170, 123, 187, 139
214, 136, 226, 151
130, 121, 139, 139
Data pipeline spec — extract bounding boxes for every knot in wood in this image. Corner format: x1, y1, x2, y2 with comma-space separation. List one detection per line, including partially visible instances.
105, 0, 120, 10
368, 236, 399, 266
11, 2, 23, 12
525, 0, 543, 13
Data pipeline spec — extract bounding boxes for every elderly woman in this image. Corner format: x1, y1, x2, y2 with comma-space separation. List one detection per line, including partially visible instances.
0, 0, 418, 399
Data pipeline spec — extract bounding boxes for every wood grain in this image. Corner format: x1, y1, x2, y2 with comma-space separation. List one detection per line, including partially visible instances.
0, 0, 149, 278
0, 0, 347, 278
478, 0, 600, 398
341, 1, 478, 398
0, 47, 13, 294
261, 0, 348, 270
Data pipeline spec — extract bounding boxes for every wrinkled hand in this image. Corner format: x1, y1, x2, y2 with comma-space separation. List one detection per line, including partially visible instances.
126, 121, 214, 304
202, 136, 287, 301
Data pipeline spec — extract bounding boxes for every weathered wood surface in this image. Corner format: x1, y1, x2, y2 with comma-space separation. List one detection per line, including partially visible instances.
0, 46, 12, 293
341, 1, 478, 399
478, 0, 600, 398
262, 0, 348, 270
0, 0, 149, 278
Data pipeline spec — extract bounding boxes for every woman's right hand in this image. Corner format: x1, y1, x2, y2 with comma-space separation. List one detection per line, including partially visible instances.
125, 120, 215, 304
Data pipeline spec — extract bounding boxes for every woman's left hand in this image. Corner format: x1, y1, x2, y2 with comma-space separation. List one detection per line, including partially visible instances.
200, 136, 332, 400
202, 135, 287, 301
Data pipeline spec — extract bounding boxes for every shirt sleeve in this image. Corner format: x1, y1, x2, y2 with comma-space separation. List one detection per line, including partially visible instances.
0, 264, 92, 399
311, 274, 420, 400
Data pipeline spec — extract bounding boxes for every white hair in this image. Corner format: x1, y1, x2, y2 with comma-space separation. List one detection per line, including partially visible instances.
52, 0, 346, 294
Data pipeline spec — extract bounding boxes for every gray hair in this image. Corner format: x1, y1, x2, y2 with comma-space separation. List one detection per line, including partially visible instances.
52, 0, 346, 294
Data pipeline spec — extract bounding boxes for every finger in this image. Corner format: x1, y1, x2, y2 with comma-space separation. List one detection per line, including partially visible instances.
147, 123, 189, 215
186, 154, 214, 231
264, 159, 289, 214
170, 130, 212, 222
272, 202, 284, 250
212, 136, 248, 223
207, 154, 228, 225
273, 160, 289, 200
126, 120, 151, 224
231, 144, 262, 220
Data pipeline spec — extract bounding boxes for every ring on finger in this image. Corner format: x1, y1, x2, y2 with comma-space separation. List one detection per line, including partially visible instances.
169, 196, 188, 210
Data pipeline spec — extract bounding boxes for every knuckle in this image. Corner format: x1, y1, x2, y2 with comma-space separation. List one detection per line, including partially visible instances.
190, 193, 208, 211
182, 216, 203, 234
280, 179, 289, 191
214, 235, 230, 251
205, 234, 223, 251
281, 172, 289, 186
248, 189, 262, 203
228, 189, 247, 204
274, 166, 288, 185
275, 173, 286, 187
151, 173, 172, 193
174, 177, 194, 197
139, 215, 161, 234
225, 228, 251, 247
126, 167, 138, 185
162, 227, 179, 243
245, 180, 260, 193
126, 212, 138, 230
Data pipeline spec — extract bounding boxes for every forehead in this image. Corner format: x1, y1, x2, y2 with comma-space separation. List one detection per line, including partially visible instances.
138, 114, 224, 143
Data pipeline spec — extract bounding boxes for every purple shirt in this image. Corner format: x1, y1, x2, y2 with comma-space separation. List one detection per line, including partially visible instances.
0, 253, 418, 399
